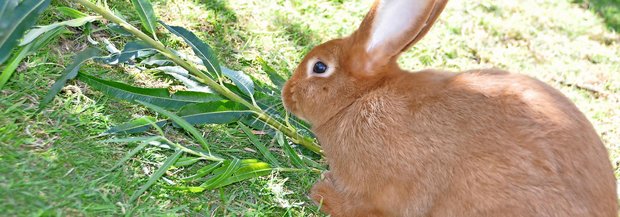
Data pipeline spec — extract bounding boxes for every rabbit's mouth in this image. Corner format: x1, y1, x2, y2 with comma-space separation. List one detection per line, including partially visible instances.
281, 81, 305, 120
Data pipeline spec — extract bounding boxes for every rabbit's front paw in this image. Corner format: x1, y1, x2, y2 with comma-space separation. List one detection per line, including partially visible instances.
310, 172, 343, 215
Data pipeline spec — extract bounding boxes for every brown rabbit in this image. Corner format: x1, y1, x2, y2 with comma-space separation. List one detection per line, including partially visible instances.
281, 0, 618, 216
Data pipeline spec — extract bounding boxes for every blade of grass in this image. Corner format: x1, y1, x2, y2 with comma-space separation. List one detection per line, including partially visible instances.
110, 142, 148, 171
137, 100, 211, 153
239, 122, 281, 167
182, 161, 223, 181
129, 149, 182, 203
200, 158, 241, 190
211, 168, 272, 189
100, 136, 162, 143
276, 132, 307, 169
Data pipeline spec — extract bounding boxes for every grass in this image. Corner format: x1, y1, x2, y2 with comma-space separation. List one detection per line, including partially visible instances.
573, 0, 620, 31
1, 0, 619, 215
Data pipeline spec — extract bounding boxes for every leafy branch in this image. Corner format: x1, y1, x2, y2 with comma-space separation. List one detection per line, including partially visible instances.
2, 0, 324, 203
72, 0, 321, 154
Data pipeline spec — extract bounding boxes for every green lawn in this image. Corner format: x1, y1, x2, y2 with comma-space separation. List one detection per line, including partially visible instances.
1, 0, 619, 216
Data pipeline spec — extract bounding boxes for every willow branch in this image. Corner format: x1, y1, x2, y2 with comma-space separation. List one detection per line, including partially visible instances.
73, 0, 322, 154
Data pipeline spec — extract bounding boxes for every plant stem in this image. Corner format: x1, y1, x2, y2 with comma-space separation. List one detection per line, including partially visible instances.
72, 0, 321, 154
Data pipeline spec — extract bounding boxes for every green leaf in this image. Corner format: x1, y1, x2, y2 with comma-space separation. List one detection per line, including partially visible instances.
0, 0, 50, 65
0, 25, 65, 91
159, 21, 221, 76
95, 40, 156, 65
131, 0, 158, 39
107, 23, 132, 36
56, 6, 88, 18
182, 161, 223, 181
105, 101, 250, 135
137, 100, 212, 152
200, 159, 241, 189
258, 57, 286, 90
141, 54, 173, 66
77, 73, 222, 110
20, 16, 99, 46
39, 47, 101, 110
0, 44, 32, 89
175, 156, 202, 167
177, 159, 273, 192
211, 168, 272, 189
239, 123, 281, 167
129, 149, 182, 203
276, 132, 307, 169
154, 66, 211, 93
105, 116, 163, 134
100, 136, 162, 143
221, 67, 254, 98
176, 100, 251, 125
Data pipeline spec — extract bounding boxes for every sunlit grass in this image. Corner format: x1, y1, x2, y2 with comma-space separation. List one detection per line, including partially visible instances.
1, 0, 618, 215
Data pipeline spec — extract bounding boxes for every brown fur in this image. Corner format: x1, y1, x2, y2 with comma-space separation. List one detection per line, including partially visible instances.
282, 0, 617, 216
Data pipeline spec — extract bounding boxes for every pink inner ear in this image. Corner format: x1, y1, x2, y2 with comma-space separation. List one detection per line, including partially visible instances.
365, 0, 435, 54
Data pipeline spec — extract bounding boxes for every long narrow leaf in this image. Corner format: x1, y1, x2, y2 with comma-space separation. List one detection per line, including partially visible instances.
95, 40, 155, 65
239, 123, 281, 167
0, 44, 31, 89
107, 23, 132, 36
20, 16, 99, 46
105, 116, 163, 134
56, 6, 88, 18
178, 107, 252, 127
131, 0, 158, 39
39, 47, 101, 110
221, 67, 254, 98
77, 73, 222, 110
174, 156, 202, 167
211, 168, 272, 189
178, 159, 274, 192
106, 101, 251, 134
154, 66, 211, 92
137, 100, 212, 152
258, 57, 286, 90
0, 0, 50, 65
105, 111, 248, 134
129, 149, 182, 203
182, 161, 223, 181
159, 22, 221, 76
1, 27, 65, 89
276, 132, 307, 169
100, 136, 161, 143
200, 159, 241, 189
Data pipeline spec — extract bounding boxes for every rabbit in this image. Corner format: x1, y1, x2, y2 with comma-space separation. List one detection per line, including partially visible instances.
281, 0, 618, 216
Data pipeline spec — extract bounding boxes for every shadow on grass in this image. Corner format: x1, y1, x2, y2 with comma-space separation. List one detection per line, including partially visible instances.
572, 0, 620, 32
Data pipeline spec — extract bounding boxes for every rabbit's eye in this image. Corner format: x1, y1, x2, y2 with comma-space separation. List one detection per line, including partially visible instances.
313, 61, 328, 74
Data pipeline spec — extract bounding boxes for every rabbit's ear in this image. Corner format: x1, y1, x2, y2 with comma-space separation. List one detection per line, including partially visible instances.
350, 0, 448, 73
